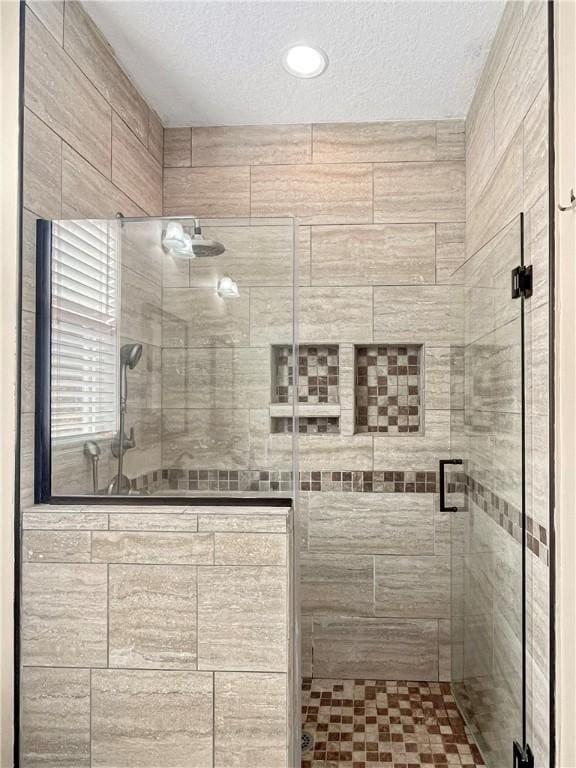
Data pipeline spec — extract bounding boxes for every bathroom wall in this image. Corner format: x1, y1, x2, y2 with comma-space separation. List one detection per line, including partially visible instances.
162, 121, 467, 679
453, 1, 550, 765
21, 0, 164, 500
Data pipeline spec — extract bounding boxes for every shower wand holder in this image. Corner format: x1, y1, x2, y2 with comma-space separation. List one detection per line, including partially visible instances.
111, 426, 136, 458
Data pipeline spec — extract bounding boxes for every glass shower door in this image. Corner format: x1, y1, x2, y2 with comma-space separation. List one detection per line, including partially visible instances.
449, 214, 532, 768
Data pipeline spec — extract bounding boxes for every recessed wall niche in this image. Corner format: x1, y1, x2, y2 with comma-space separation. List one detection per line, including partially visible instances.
355, 344, 422, 434
270, 345, 340, 433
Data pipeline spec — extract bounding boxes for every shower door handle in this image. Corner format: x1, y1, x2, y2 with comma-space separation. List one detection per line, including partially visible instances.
439, 458, 463, 512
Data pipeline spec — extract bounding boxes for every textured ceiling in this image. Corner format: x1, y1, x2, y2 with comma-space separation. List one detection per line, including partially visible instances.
83, 0, 504, 127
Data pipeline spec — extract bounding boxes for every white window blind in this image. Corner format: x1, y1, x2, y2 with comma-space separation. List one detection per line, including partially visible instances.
51, 220, 119, 441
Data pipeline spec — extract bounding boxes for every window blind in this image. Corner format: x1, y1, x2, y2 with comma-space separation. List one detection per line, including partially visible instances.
51, 220, 119, 441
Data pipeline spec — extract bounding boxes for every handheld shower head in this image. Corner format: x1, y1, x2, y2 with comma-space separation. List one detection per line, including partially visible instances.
120, 343, 143, 370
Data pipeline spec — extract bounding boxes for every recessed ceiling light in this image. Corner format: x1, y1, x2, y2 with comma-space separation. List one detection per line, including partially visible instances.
282, 44, 328, 79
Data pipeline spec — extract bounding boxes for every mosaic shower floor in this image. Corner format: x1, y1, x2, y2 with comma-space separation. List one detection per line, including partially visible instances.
301, 678, 485, 768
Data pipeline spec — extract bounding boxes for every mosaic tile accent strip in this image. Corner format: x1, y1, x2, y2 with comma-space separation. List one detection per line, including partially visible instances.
299, 471, 437, 493
301, 678, 485, 768
355, 345, 422, 434
274, 345, 340, 404
273, 417, 340, 434
465, 471, 549, 567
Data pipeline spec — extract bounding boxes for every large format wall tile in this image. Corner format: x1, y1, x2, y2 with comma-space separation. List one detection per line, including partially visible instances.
23, 108, 61, 219
91, 669, 213, 768
193, 124, 312, 166
436, 120, 466, 160
23, 531, 91, 562
308, 493, 434, 555
373, 161, 465, 223
435, 222, 466, 283
121, 267, 162, 346
61, 144, 144, 219
112, 113, 162, 215
109, 512, 199, 532
92, 531, 214, 565
214, 533, 287, 566
21, 563, 108, 667
109, 564, 197, 669
162, 288, 250, 348
148, 109, 164, 164
25, 10, 112, 177
214, 672, 287, 768
374, 554, 451, 618
63, 2, 149, 144
163, 166, 251, 216
372, 411, 451, 470
312, 617, 439, 679
21, 667, 91, 768
121, 219, 164, 285
523, 84, 549, 212
312, 121, 437, 163
250, 163, 373, 224
250, 286, 372, 344
164, 128, 191, 167
310, 224, 436, 285
374, 285, 462, 346
198, 566, 287, 671
162, 409, 251, 470
300, 553, 374, 616
27, 0, 64, 44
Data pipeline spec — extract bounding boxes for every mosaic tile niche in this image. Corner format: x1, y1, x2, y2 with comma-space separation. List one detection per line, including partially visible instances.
355, 344, 423, 434
272, 345, 340, 434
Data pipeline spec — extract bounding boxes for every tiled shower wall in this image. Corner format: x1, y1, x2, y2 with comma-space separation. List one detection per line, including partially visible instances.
162, 121, 467, 680
21, 0, 163, 500
452, 1, 550, 765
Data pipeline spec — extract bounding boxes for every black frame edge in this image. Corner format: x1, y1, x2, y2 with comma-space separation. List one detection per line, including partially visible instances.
34, 219, 52, 505
46, 495, 293, 507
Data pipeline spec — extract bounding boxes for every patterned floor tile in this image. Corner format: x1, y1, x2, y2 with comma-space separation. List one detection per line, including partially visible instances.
301, 679, 485, 768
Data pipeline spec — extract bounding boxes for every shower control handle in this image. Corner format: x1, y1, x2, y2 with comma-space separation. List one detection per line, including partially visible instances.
439, 458, 463, 512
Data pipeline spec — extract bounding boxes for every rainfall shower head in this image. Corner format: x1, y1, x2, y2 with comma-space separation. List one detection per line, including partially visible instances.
161, 220, 225, 258
120, 342, 143, 370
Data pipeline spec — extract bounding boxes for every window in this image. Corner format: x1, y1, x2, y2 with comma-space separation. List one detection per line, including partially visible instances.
51, 220, 119, 441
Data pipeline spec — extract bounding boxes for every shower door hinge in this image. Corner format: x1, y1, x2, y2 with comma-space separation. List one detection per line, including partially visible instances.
513, 741, 534, 768
511, 265, 533, 299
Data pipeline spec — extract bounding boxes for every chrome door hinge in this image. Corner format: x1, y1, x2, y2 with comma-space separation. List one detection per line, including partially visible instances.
511, 265, 533, 300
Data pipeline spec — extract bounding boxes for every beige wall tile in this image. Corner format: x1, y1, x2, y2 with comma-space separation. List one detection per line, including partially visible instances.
21, 667, 90, 768
198, 566, 287, 671
21, 563, 108, 666
61, 143, 144, 218
193, 124, 311, 166
523, 84, 548, 212
374, 161, 465, 223
23, 531, 92, 562
467, 128, 523, 258
214, 672, 287, 768
466, 92, 496, 209
162, 409, 251, 470
109, 513, 199, 532
25, 10, 112, 177
27, 0, 64, 44
214, 533, 287, 566
372, 410, 451, 470
374, 285, 462, 346
308, 492, 435, 555
250, 163, 373, 225
112, 112, 162, 215
20, 310, 35, 414
121, 267, 162, 346
121, 218, 164, 285
23, 511, 109, 530
436, 120, 466, 160
250, 286, 372, 345
198, 514, 287, 533
425, 347, 452, 410
311, 224, 436, 285
439, 618, 452, 681
91, 670, 213, 768
312, 617, 439, 679
312, 121, 436, 163
92, 531, 214, 565
163, 166, 250, 216
22, 209, 38, 313
436, 222, 466, 283
109, 564, 197, 669
164, 128, 191, 167
148, 109, 164, 164
162, 287, 250, 348
374, 554, 451, 618
300, 553, 374, 616
162, 348, 234, 409
23, 108, 61, 219
301, 615, 313, 677
63, 1, 149, 143
494, 2, 547, 161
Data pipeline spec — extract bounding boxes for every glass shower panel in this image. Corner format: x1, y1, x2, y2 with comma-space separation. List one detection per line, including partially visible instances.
45, 215, 297, 498
450, 215, 529, 768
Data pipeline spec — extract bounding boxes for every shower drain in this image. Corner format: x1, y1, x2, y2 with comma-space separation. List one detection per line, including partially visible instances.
301, 731, 313, 753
